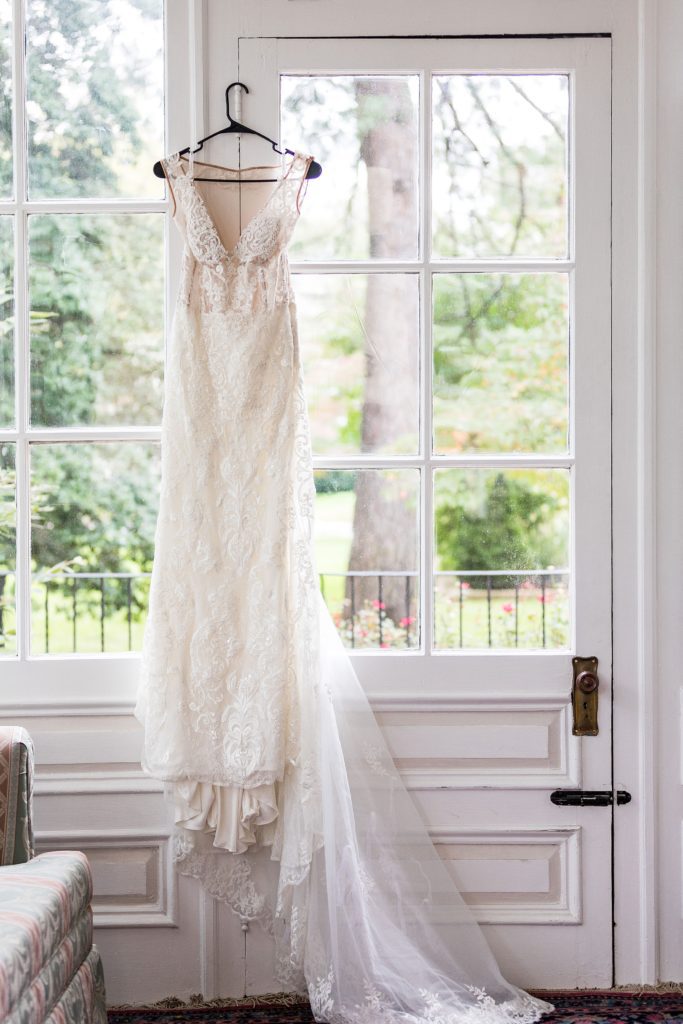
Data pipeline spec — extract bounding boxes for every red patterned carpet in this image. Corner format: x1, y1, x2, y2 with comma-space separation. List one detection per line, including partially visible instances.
107, 991, 683, 1023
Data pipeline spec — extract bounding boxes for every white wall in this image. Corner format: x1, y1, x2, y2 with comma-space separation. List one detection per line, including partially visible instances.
655, 0, 683, 983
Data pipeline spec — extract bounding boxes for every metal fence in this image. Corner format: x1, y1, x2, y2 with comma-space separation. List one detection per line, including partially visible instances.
36, 571, 151, 654
1, 567, 569, 654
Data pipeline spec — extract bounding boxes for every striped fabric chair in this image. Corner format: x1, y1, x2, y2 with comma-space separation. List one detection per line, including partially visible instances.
0, 727, 107, 1023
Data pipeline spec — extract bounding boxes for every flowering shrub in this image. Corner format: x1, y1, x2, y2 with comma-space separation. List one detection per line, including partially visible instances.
330, 599, 417, 650
435, 577, 570, 649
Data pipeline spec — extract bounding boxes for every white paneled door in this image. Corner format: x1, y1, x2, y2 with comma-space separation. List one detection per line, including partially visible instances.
0, 5, 625, 1001
233, 35, 613, 987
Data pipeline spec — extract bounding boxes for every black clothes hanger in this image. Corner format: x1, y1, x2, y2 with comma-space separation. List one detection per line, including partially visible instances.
153, 82, 322, 183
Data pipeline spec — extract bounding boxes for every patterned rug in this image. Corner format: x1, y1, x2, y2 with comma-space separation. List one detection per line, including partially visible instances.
107, 990, 683, 1023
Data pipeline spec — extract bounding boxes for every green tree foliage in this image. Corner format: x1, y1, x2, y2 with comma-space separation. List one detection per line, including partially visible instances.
435, 471, 566, 587
432, 272, 568, 454
2, 1, 164, 596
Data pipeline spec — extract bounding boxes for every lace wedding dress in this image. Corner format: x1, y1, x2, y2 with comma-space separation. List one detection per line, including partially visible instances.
135, 149, 554, 1024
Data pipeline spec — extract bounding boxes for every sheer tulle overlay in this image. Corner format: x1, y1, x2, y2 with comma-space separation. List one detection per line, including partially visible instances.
135, 151, 553, 1024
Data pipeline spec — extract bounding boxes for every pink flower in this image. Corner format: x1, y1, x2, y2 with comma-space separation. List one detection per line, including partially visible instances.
372, 600, 386, 610
399, 616, 416, 627
380, 642, 389, 649
460, 581, 471, 591
502, 603, 513, 613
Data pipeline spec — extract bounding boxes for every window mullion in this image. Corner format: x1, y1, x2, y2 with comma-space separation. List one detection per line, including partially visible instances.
12, 0, 29, 658
421, 65, 432, 659
23, 427, 163, 443
21, 200, 169, 215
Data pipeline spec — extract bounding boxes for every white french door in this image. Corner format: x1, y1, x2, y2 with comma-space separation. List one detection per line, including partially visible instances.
233, 35, 613, 987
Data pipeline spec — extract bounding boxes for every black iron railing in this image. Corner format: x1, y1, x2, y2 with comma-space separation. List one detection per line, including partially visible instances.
319, 569, 419, 649
36, 571, 151, 654
435, 569, 570, 649
1, 567, 569, 654
0, 570, 11, 647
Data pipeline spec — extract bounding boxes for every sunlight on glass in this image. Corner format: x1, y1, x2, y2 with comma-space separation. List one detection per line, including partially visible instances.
29, 214, 164, 426
282, 75, 419, 259
432, 75, 568, 258
295, 273, 419, 455
26, 0, 164, 199
315, 469, 419, 649
434, 468, 570, 650
0, 217, 14, 426
31, 443, 160, 654
432, 273, 569, 454
0, 443, 16, 655
0, 0, 11, 197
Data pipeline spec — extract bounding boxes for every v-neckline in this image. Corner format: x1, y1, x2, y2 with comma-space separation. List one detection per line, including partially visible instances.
179, 152, 299, 262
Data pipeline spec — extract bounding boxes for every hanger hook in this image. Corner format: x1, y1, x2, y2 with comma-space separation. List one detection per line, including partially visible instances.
226, 81, 249, 122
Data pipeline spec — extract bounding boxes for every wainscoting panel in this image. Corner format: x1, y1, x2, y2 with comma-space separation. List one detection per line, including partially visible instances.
374, 699, 576, 789
34, 830, 176, 927
431, 828, 581, 924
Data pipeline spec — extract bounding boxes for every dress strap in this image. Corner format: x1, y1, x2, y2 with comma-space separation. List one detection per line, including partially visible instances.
161, 152, 188, 182
283, 153, 314, 214
160, 153, 190, 220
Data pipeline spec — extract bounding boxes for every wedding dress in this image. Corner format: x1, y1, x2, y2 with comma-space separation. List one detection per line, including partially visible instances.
135, 149, 554, 1024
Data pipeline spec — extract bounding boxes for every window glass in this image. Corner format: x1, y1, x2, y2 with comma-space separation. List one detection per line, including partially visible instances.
282, 75, 419, 260
432, 273, 569, 454
0, 216, 14, 426
0, 443, 15, 655
0, 0, 12, 197
31, 443, 160, 654
29, 214, 164, 426
434, 468, 570, 650
315, 469, 420, 650
26, 0, 164, 199
432, 75, 569, 259
296, 273, 420, 455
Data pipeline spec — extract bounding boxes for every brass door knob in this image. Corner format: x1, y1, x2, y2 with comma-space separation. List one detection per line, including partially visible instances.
576, 670, 598, 694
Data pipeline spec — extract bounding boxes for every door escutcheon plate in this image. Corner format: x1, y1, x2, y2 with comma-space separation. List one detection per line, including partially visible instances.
572, 655, 599, 736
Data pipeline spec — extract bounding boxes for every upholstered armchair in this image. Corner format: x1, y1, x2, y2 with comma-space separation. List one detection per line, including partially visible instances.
0, 726, 107, 1023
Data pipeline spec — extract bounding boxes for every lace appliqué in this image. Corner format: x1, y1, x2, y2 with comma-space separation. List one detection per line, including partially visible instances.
173, 831, 270, 922
364, 742, 397, 780
308, 967, 335, 1020
421, 987, 554, 1024
305, 970, 553, 1024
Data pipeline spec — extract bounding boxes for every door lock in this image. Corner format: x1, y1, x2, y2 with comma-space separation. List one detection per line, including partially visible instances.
572, 655, 599, 736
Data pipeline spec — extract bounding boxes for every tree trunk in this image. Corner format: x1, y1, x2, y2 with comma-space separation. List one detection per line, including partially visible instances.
346, 80, 419, 634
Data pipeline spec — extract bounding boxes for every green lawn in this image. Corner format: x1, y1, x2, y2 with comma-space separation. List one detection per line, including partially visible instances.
314, 490, 355, 607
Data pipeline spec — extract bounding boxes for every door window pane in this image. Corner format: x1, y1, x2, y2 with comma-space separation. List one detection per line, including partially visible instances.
433, 273, 569, 454
0, 0, 11, 198
0, 216, 13, 426
432, 75, 568, 259
0, 443, 15, 655
434, 468, 569, 650
29, 214, 164, 426
26, 0, 164, 199
282, 76, 419, 260
31, 443, 160, 654
315, 469, 419, 649
296, 273, 420, 455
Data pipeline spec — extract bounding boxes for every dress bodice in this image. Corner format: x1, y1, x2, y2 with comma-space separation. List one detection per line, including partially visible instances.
161, 151, 312, 267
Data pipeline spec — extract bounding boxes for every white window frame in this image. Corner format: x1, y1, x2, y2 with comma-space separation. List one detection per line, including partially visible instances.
0, 0, 192, 702
243, 35, 611, 705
